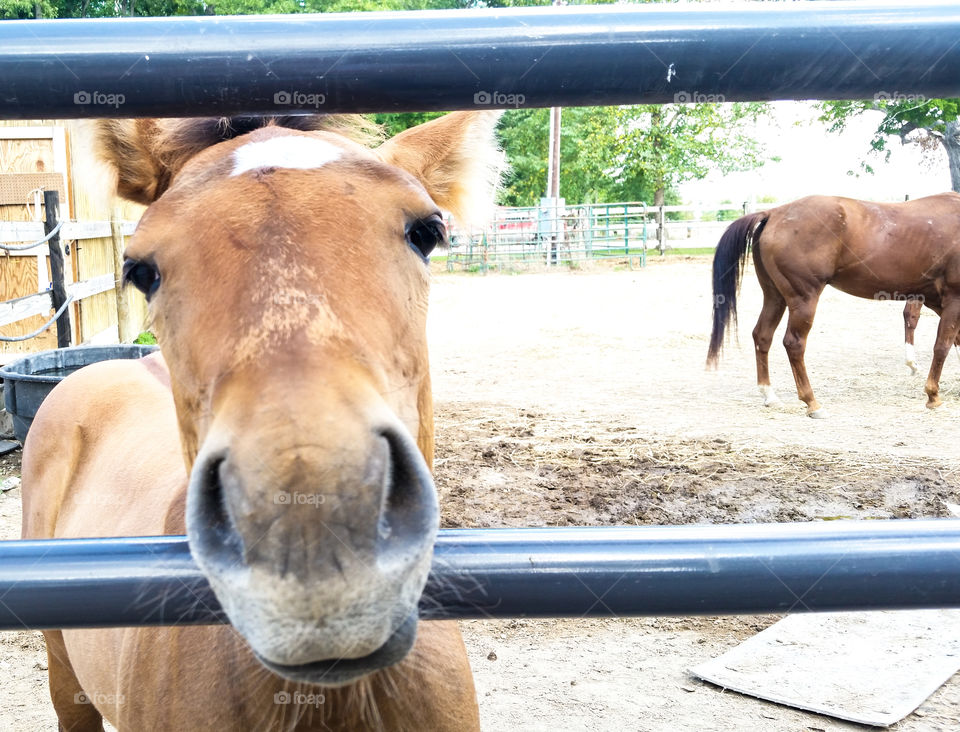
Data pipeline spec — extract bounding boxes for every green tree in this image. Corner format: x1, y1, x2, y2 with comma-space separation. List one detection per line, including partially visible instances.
818, 98, 960, 192
1, 0, 57, 18
591, 102, 771, 207
496, 103, 770, 207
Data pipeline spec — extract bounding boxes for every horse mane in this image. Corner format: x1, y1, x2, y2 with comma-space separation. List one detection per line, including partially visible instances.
156, 114, 383, 162
91, 115, 383, 205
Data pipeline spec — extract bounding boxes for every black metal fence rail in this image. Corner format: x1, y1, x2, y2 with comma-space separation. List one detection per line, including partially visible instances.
2, 521, 960, 629
1, 2, 959, 119
1, 4, 959, 628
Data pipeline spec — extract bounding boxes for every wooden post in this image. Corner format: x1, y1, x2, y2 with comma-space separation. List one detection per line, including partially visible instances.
110, 208, 134, 342
43, 190, 71, 348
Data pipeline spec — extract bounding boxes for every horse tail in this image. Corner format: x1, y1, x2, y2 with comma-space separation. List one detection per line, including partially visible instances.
706, 212, 768, 367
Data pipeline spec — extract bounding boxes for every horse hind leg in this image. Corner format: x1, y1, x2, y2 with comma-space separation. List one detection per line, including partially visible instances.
783, 295, 827, 418
43, 631, 105, 732
924, 295, 960, 409
752, 268, 787, 408
903, 299, 922, 375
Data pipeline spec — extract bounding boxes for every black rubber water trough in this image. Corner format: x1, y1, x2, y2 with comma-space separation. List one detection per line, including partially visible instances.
0, 344, 158, 443
1, 520, 959, 630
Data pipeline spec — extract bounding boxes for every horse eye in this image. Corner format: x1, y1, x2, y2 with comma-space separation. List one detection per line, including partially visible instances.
406, 215, 446, 261
122, 259, 161, 299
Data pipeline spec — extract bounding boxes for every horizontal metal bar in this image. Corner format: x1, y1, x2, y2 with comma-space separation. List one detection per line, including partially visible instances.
1, 2, 959, 119
1, 521, 959, 630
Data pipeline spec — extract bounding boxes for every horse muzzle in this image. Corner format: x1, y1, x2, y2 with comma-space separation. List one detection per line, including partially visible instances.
185, 412, 438, 685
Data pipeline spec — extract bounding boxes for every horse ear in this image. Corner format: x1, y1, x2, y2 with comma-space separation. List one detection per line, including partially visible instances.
377, 111, 505, 228
89, 120, 175, 206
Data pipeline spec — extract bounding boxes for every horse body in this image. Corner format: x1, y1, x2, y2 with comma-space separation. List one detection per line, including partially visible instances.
21, 112, 500, 731
708, 192, 960, 415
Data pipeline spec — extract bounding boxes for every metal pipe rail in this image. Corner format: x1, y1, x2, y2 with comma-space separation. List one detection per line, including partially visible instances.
1, 2, 959, 119
2, 520, 959, 630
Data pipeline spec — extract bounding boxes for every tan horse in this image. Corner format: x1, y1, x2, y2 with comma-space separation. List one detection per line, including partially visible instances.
21, 111, 502, 731
707, 193, 960, 416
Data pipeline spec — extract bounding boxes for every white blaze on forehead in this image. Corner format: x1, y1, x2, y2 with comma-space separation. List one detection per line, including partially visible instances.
231, 136, 342, 176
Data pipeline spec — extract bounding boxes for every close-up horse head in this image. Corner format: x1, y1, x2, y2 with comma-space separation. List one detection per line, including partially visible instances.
20, 109, 501, 732
99, 112, 501, 685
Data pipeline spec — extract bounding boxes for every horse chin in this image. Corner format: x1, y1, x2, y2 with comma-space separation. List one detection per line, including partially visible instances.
252, 611, 419, 687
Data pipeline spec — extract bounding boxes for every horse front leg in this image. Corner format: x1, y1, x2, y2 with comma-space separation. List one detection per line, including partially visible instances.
903, 299, 922, 375
783, 297, 826, 418
43, 630, 105, 732
924, 296, 960, 409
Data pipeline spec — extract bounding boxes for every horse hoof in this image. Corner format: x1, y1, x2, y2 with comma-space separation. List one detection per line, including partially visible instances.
926, 399, 943, 410
807, 408, 829, 419
759, 386, 782, 408
906, 363, 919, 376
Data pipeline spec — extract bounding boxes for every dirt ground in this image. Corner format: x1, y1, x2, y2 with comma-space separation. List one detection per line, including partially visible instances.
2, 257, 959, 730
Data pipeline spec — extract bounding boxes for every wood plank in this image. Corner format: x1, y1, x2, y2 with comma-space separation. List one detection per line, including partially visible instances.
0, 127, 55, 140
0, 221, 43, 243
62, 221, 112, 240
0, 291, 50, 327
0, 221, 138, 250
0, 137, 55, 176
76, 234, 116, 344
0, 257, 58, 352
691, 610, 960, 727
0, 274, 121, 328
69, 273, 114, 300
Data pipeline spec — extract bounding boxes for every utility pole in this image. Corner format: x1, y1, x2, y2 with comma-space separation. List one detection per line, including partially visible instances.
545, 0, 563, 201
546, 105, 561, 199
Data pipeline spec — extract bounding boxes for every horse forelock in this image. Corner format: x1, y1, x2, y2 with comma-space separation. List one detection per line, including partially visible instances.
92, 115, 382, 205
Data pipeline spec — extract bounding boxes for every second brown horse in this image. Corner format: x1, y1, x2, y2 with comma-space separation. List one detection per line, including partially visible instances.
708, 193, 960, 416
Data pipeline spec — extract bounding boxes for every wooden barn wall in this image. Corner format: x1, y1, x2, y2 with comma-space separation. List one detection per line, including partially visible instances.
0, 122, 65, 354
69, 128, 148, 345
0, 121, 148, 357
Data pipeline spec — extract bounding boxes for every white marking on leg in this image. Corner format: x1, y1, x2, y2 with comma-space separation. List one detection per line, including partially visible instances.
807, 407, 830, 419
232, 137, 342, 176
759, 385, 782, 407
905, 343, 918, 375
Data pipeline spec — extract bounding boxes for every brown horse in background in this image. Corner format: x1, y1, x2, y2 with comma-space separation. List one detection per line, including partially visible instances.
707, 193, 960, 416
21, 111, 501, 730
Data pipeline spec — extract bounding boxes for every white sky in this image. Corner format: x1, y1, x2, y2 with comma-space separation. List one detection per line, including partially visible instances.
679, 101, 952, 205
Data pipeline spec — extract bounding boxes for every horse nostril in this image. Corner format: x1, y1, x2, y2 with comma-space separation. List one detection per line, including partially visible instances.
377, 429, 438, 553
190, 452, 244, 566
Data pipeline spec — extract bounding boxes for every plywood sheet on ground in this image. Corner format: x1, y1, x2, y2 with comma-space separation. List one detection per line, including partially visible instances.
691, 610, 960, 727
